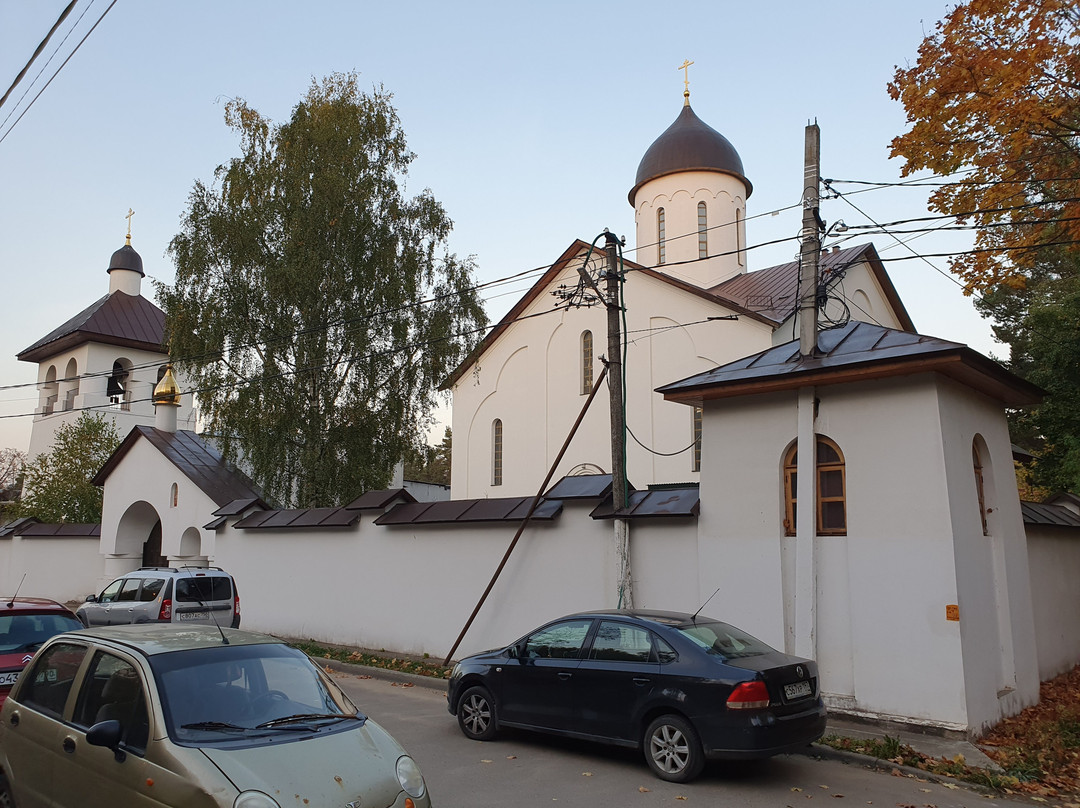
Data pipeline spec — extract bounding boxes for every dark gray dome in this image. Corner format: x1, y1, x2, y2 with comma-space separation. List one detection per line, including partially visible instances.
107, 243, 144, 277
629, 104, 751, 205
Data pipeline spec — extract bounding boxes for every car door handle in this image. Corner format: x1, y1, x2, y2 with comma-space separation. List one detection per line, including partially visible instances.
633, 677, 651, 686
8, 711, 18, 726
62, 736, 76, 754
557, 672, 573, 680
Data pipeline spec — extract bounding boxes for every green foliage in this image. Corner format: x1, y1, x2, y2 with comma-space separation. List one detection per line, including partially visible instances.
976, 250, 1080, 493
17, 413, 121, 524
291, 640, 451, 679
403, 426, 451, 486
159, 73, 487, 508
0, 447, 26, 523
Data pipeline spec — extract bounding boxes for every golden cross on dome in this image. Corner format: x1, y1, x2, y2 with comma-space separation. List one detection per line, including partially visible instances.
124, 208, 135, 245
678, 59, 694, 104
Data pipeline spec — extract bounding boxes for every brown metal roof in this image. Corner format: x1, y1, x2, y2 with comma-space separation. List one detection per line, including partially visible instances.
1021, 501, 1080, 529
344, 488, 417, 510
374, 496, 562, 526
17, 291, 167, 363
441, 242, 913, 391
544, 474, 614, 500
212, 497, 268, 517
710, 244, 915, 331
629, 103, 751, 204
12, 523, 101, 537
92, 427, 267, 509
658, 321, 1043, 408
590, 487, 700, 520
233, 507, 361, 530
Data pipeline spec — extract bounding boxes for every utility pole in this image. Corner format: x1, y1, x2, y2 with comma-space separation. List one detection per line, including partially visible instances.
799, 122, 821, 356
603, 229, 633, 609
794, 121, 822, 661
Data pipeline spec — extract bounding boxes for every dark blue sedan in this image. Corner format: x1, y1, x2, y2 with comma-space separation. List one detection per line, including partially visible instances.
446, 610, 827, 782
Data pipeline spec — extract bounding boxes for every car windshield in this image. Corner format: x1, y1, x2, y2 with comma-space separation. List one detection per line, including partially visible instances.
676, 620, 776, 660
0, 613, 84, 653
150, 642, 359, 744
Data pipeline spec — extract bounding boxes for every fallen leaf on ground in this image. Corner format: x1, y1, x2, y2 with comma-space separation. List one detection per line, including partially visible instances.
582, 772, 592, 777
791, 788, 803, 792
639, 786, 650, 793
480, 759, 492, 764
506, 756, 516, 760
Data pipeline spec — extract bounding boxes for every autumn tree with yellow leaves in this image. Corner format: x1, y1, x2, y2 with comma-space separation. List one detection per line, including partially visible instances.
890, 0, 1080, 493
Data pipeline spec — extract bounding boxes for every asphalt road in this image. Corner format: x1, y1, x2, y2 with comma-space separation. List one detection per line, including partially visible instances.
331, 669, 1035, 808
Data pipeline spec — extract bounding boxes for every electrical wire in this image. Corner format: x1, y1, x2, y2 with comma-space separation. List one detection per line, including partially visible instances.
0, 0, 118, 146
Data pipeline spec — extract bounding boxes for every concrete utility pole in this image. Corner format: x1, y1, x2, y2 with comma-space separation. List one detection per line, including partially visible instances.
603, 230, 633, 609
799, 122, 821, 357
794, 121, 822, 661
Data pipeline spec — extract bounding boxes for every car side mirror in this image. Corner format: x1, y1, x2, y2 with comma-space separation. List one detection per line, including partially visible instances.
85, 595, 97, 603
86, 720, 126, 762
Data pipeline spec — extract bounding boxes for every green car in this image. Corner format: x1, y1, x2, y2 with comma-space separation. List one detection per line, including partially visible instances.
0, 624, 430, 808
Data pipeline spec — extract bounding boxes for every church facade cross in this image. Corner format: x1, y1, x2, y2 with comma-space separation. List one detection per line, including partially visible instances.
125, 208, 136, 245
678, 59, 694, 100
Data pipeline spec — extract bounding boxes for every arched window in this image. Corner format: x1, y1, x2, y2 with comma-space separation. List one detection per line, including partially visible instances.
170, 483, 179, 508
973, 437, 992, 535
581, 330, 594, 395
657, 207, 666, 265
697, 202, 708, 259
41, 365, 58, 415
736, 208, 744, 266
108, 360, 132, 411
783, 436, 846, 536
62, 358, 79, 411
692, 406, 703, 472
492, 419, 503, 486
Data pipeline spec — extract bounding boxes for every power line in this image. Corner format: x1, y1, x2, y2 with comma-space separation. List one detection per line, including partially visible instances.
0, 0, 77, 113
0, 0, 119, 147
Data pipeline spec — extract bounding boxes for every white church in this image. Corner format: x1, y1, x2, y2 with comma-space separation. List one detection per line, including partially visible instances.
5, 89, 1080, 739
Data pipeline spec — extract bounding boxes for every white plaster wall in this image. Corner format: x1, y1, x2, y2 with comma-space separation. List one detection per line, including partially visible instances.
633, 170, 747, 287
212, 503, 690, 659
451, 249, 774, 499
1026, 527, 1080, 680
26, 344, 196, 461
0, 535, 104, 603
935, 379, 1040, 732
98, 435, 219, 588
696, 377, 972, 729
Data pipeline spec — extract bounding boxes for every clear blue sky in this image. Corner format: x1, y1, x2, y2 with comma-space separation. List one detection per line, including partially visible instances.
0, 0, 990, 452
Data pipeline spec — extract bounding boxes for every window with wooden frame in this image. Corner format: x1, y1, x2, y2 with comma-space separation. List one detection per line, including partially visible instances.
783, 436, 846, 536
581, 330, 594, 395
692, 406, 703, 472
973, 440, 989, 535
697, 202, 708, 259
657, 207, 666, 265
492, 419, 503, 487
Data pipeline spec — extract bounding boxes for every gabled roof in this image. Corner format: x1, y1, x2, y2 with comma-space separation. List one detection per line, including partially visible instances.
658, 321, 1043, 408
92, 427, 266, 508
710, 243, 915, 330
441, 241, 912, 390
17, 291, 167, 363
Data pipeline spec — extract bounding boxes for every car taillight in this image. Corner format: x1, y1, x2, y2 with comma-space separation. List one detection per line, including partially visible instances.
233, 594, 241, 619
158, 599, 172, 621
727, 680, 770, 709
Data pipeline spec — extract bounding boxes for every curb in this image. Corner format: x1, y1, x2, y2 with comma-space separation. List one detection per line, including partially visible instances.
314, 657, 448, 692
801, 742, 1003, 798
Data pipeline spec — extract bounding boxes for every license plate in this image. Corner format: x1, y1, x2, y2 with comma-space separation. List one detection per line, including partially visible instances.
784, 680, 812, 701
178, 611, 209, 622
0, 671, 19, 686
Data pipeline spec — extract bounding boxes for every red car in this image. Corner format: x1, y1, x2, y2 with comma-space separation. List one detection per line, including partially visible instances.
0, 597, 84, 707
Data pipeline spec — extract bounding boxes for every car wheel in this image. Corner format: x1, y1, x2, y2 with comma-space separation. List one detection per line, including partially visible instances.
0, 776, 17, 808
644, 714, 704, 783
457, 686, 498, 741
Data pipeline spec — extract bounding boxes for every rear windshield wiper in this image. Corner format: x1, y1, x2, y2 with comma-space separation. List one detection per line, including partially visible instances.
256, 713, 366, 729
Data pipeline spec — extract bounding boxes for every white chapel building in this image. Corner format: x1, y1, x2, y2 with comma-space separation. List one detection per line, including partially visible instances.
17, 234, 197, 460
446, 95, 914, 499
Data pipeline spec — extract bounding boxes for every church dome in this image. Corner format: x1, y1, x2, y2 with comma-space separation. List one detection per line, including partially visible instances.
107, 243, 144, 277
629, 103, 752, 205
